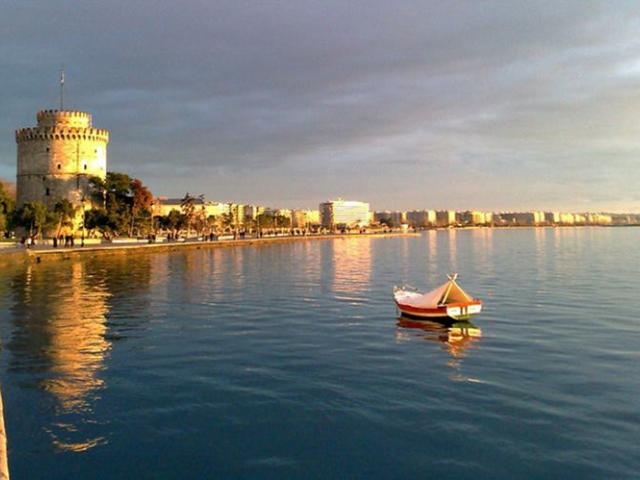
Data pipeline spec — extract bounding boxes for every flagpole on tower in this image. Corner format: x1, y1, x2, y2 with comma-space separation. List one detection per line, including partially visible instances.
60, 64, 65, 110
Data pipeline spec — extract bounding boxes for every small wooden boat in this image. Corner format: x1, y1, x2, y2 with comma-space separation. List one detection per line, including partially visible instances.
393, 274, 482, 321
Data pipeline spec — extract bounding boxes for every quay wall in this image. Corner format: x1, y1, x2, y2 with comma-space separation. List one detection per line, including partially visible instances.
0, 232, 419, 265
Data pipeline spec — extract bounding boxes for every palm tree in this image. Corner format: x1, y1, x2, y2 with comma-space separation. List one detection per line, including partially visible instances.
221, 212, 234, 233
181, 193, 204, 237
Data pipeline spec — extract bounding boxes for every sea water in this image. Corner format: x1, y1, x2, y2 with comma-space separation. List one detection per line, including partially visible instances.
0, 228, 638, 479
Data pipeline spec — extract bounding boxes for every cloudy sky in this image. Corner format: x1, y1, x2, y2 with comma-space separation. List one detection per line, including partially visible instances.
2, 1, 640, 212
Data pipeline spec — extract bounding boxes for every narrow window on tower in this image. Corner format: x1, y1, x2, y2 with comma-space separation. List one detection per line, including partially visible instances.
84, 164, 87, 170
46, 188, 50, 196
57, 164, 61, 170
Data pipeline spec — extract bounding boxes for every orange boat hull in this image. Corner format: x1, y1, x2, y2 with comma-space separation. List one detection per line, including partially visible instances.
395, 300, 482, 320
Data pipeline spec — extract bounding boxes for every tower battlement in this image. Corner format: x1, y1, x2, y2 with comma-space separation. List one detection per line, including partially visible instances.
15, 127, 109, 143
36, 109, 92, 128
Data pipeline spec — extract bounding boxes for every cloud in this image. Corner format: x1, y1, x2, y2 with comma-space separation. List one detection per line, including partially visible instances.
2, 1, 640, 211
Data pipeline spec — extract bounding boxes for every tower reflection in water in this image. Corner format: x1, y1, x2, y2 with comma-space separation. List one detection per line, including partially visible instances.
9, 261, 111, 452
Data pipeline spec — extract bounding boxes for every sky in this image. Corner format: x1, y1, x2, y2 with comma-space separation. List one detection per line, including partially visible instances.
2, 1, 640, 212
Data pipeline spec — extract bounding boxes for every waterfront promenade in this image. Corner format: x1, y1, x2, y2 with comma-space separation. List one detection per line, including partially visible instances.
0, 231, 418, 264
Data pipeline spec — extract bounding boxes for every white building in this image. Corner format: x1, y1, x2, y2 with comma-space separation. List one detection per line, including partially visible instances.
153, 198, 230, 220
291, 209, 320, 228
320, 199, 371, 230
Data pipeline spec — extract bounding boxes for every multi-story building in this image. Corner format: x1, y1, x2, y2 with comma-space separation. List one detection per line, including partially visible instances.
573, 213, 586, 225
435, 210, 456, 227
242, 205, 264, 221
299, 209, 321, 228
498, 211, 546, 226
205, 202, 231, 218
545, 212, 557, 224
611, 214, 640, 225
374, 210, 406, 227
373, 211, 389, 225
547, 212, 581, 225
231, 204, 245, 225
405, 209, 437, 228
558, 213, 575, 225
586, 213, 612, 225
457, 211, 493, 226
532, 211, 546, 224
153, 197, 185, 217
305, 209, 320, 226
154, 197, 199, 217
290, 209, 306, 229
320, 199, 370, 230
290, 209, 320, 228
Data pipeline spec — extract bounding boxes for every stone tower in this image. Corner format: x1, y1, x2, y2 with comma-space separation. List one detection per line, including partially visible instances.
15, 109, 109, 209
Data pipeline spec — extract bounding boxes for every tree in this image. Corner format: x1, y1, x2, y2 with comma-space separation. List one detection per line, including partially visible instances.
221, 212, 235, 232
205, 215, 219, 234
256, 213, 274, 229
84, 208, 115, 237
87, 173, 130, 234
130, 178, 153, 236
180, 193, 204, 237
0, 180, 15, 237
14, 201, 48, 238
243, 216, 256, 234
378, 217, 392, 228
87, 172, 154, 237
274, 214, 290, 229
52, 198, 77, 238
158, 209, 186, 237
87, 175, 107, 207
0, 209, 6, 237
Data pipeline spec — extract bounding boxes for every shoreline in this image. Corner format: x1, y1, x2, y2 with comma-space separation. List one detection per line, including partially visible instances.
0, 223, 634, 264
0, 231, 419, 264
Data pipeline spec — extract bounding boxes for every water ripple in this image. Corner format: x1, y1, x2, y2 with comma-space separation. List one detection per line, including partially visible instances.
0, 229, 639, 479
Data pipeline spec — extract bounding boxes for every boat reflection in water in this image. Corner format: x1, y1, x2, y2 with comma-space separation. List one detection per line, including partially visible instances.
396, 316, 482, 361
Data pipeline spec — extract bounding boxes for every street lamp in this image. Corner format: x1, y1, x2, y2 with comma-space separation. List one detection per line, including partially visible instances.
150, 201, 155, 240
290, 210, 294, 236
81, 196, 86, 247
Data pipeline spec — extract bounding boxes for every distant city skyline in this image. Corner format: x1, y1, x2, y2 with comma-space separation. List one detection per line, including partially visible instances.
2, 1, 640, 212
